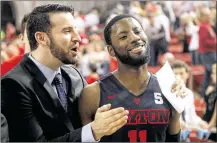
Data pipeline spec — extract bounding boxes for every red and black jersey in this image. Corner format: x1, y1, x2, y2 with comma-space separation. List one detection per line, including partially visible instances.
98, 73, 173, 142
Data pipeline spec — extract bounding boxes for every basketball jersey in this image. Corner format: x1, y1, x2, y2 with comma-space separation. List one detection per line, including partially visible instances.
98, 73, 173, 142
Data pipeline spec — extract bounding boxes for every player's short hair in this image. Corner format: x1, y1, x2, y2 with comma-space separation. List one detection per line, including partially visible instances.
104, 14, 142, 45
27, 4, 74, 51
171, 60, 190, 73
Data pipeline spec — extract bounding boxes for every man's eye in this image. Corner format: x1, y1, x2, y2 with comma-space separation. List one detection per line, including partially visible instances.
119, 36, 127, 40
135, 31, 141, 34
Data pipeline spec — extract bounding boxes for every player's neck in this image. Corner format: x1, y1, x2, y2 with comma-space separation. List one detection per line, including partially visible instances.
114, 65, 150, 96
117, 62, 148, 75
115, 64, 149, 85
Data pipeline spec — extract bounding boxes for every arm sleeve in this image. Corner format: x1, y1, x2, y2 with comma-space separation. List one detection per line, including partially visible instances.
82, 123, 99, 142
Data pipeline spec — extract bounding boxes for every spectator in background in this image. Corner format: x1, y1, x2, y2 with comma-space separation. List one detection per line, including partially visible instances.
88, 40, 109, 76
203, 63, 217, 141
85, 8, 100, 28
5, 23, 16, 41
176, 13, 191, 53
198, 7, 216, 98
1, 40, 21, 61
129, 1, 143, 16
1, 42, 10, 63
186, 13, 200, 65
19, 13, 31, 53
155, 4, 171, 48
171, 61, 209, 141
1, 13, 30, 77
85, 63, 100, 84
145, 10, 168, 66
161, 52, 175, 65
159, 1, 176, 27
74, 11, 85, 34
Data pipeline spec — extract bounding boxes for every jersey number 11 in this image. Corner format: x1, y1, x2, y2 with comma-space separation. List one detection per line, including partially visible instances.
128, 130, 147, 142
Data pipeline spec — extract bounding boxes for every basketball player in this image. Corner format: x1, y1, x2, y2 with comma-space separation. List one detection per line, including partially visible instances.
79, 14, 186, 142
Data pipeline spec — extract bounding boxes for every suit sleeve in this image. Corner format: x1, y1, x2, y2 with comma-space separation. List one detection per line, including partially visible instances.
1, 77, 82, 142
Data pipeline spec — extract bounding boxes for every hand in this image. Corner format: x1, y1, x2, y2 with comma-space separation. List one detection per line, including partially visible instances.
199, 120, 209, 129
207, 123, 215, 131
181, 121, 188, 130
91, 104, 129, 140
171, 75, 187, 98
205, 85, 214, 96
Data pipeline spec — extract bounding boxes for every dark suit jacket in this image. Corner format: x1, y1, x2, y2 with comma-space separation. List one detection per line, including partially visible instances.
1, 54, 87, 142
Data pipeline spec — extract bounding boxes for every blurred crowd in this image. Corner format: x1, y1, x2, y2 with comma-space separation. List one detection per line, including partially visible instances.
1, 1, 216, 142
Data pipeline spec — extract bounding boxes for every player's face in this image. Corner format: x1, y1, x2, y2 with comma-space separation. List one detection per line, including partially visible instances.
173, 67, 189, 84
48, 12, 81, 65
110, 18, 150, 67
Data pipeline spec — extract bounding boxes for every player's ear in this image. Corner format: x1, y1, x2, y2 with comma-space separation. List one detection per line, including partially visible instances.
107, 45, 115, 57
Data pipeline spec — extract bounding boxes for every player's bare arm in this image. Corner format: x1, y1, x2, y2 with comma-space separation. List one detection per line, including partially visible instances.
79, 82, 129, 140
79, 82, 101, 125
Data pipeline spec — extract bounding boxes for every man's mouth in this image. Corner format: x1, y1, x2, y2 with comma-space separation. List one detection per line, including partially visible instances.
129, 44, 145, 52
71, 47, 78, 52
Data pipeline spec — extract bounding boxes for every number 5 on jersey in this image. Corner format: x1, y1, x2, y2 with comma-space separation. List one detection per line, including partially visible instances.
154, 93, 163, 104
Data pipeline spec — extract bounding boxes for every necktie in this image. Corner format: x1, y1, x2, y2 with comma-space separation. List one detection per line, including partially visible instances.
53, 74, 68, 111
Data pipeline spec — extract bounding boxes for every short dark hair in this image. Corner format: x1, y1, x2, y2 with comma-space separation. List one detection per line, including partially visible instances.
171, 60, 190, 73
21, 13, 30, 34
27, 4, 74, 51
103, 14, 142, 45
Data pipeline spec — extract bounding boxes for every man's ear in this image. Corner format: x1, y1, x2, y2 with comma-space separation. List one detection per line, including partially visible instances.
35, 32, 50, 47
107, 45, 115, 57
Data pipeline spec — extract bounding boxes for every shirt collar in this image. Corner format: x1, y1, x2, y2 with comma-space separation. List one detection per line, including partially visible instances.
28, 53, 62, 85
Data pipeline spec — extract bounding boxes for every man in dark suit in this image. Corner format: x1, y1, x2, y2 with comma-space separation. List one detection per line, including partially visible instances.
1, 114, 9, 142
1, 4, 129, 142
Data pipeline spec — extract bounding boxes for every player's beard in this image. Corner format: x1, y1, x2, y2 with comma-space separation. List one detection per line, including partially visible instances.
113, 45, 150, 68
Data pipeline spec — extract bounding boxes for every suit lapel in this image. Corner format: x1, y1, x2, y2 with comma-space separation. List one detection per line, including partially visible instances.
22, 54, 63, 109
21, 54, 74, 131
61, 68, 76, 103
61, 68, 82, 129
